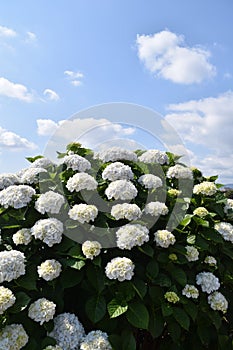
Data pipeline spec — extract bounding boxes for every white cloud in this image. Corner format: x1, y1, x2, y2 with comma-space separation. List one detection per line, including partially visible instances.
0, 126, 37, 150
25, 31, 37, 43
64, 70, 84, 86
37, 119, 65, 136
0, 25, 17, 38
0, 77, 34, 102
136, 30, 216, 84
165, 91, 233, 182
43, 89, 60, 101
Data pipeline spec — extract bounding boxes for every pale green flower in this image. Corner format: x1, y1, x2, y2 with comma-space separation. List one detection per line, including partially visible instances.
164, 291, 180, 303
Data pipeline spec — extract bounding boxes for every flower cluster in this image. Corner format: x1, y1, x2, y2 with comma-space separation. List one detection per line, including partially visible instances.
30, 157, 53, 169
37, 259, 62, 281
143, 201, 169, 216
111, 203, 142, 221
0, 324, 28, 350
12, 228, 32, 246
68, 204, 98, 223
105, 257, 135, 281
20, 167, 47, 184
35, 191, 65, 214
224, 198, 233, 215
193, 181, 217, 196
31, 218, 63, 247
49, 313, 85, 350
66, 173, 98, 192
82, 240, 102, 259
0, 173, 19, 189
0, 250, 26, 283
185, 245, 199, 262
138, 150, 168, 164
0, 185, 35, 209
196, 272, 220, 293
102, 162, 134, 181
193, 207, 209, 218
94, 147, 137, 163
43, 346, 63, 350
116, 224, 149, 250
215, 222, 233, 243
167, 164, 193, 179
63, 154, 91, 172
105, 180, 137, 200
154, 230, 176, 248
182, 284, 199, 299
164, 291, 180, 303
28, 298, 56, 325
138, 174, 163, 189
0, 286, 16, 314
207, 292, 228, 313
204, 256, 217, 266
80, 330, 112, 350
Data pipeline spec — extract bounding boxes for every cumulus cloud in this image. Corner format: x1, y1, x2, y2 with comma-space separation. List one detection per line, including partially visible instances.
136, 30, 216, 84
0, 77, 34, 102
37, 119, 65, 136
0, 25, 17, 38
25, 31, 37, 43
0, 126, 37, 150
165, 91, 233, 182
43, 89, 60, 101
64, 70, 84, 86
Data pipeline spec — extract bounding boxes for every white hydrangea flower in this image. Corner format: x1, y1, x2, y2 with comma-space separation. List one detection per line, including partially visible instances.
196, 272, 220, 294
111, 203, 142, 221
94, 147, 137, 163
138, 174, 163, 189
214, 222, 233, 243
66, 173, 98, 192
37, 259, 62, 281
105, 257, 135, 282
63, 154, 91, 172
116, 224, 149, 250
208, 292, 228, 313
31, 218, 63, 247
49, 313, 85, 350
68, 204, 98, 224
12, 228, 32, 246
167, 188, 181, 197
0, 286, 16, 314
43, 346, 63, 350
0, 173, 19, 190
35, 191, 65, 214
0, 250, 26, 283
105, 180, 137, 200
204, 256, 217, 266
193, 207, 209, 218
28, 298, 56, 325
138, 150, 169, 165
154, 230, 176, 248
224, 199, 233, 214
193, 181, 217, 196
143, 201, 169, 216
80, 330, 112, 350
20, 167, 47, 184
0, 324, 28, 350
82, 241, 102, 259
30, 157, 53, 169
182, 284, 199, 299
0, 185, 35, 209
102, 162, 134, 181
164, 291, 180, 304
185, 245, 199, 262
167, 164, 193, 179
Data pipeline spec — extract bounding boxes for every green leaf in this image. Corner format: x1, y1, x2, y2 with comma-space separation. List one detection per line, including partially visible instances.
108, 335, 122, 350
66, 258, 85, 270
16, 266, 37, 291
148, 309, 164, 338
173, 307, 190, 330
193, 216, 209, 227
180, 214, 193, 227
171, 267, 187, 286
41, 337, 57, 348
154, 273, 171, 287
122, 330, 136, 350
126, 302, 149, 329
132, 279, 147, 300
183, 300, 198, 321
107, 298, 128, 318
86, 265, 105, 293
167, 320, 181, 343
9, 292, 31, 313
85, 294, 106, 323
138, 244, 154, 257
146, 260, 159, 279
162, 303, 173, 317
60, 267, 83, 288
117, 281, 135, 302
67, 245, 82, 258
187, 234, 196, 244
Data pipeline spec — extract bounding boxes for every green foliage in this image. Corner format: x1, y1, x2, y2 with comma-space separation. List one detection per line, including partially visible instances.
0, 146, 232, 349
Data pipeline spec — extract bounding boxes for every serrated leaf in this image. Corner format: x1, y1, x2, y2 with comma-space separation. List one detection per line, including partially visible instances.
173, 307, 190, 330
183, 300, 198, 322
146, 260, 159, 279
86, 294, 106, 323
171, 267, 187, 286
66, 258, 85, 270
122, 330, 136, 350
9, 292, 31, 313
107, 299, 128, 318
162, 303, 173, 317
126, 302, 149, 329
132, 279, 147, 300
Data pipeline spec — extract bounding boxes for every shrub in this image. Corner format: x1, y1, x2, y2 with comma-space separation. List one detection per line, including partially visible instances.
0, 143, 232, 349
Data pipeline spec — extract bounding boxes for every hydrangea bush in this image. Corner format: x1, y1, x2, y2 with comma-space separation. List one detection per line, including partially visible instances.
0, 142, 233, 349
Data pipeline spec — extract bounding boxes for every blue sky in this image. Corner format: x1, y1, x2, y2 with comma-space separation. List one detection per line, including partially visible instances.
0, 0, 233, 183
